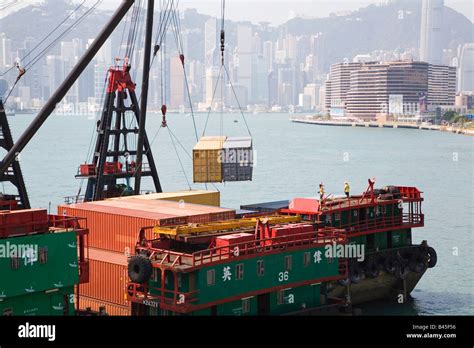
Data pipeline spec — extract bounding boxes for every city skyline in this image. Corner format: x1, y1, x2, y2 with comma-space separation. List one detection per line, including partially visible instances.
0, 0, 472, 115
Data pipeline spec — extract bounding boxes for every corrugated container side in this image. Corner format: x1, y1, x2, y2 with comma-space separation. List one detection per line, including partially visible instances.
116, 191, 221, 207
79, 256, 129, 306
193, 136, 226, 183
78, 296, 131, 316
58, 206, 156, 253
193, 149, 222, 183
222, 137, 253, 183
59, 203, 235, 253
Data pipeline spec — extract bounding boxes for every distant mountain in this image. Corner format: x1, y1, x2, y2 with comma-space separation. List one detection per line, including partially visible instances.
0, 0, 472, 71
0, 0, 108, 47
284, 0, 474, 69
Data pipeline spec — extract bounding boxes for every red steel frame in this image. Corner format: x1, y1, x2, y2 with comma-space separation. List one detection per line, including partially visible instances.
127, 227, 348, 313
280, 186, 424, 238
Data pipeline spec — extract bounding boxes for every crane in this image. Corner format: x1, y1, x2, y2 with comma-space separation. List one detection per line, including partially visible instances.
0, 0, 160, 207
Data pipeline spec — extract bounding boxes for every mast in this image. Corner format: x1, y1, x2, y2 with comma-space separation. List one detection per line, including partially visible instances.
135, 0, 156, 194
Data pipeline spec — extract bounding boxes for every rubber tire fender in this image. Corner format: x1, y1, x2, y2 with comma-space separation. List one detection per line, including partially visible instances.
395, 259, 410, 280
128, 255, 153, 284
349, 262, 364, 284
409, 251, 427, 273
427, 246, 437, 268
338, 278, 351, 286
384, 255, 399, 274
364, 258, 380, 278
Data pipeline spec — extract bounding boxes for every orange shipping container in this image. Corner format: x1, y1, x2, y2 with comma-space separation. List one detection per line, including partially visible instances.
78, 296, 131, 316
78, 248, 129, 307
58, 200, 235, 253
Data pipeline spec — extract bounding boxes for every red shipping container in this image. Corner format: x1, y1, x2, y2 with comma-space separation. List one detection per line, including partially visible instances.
264, 226, 289, 246
78, 296, 131, 316
0, 209, 48, 238
215, 233, 254, 255
78, 248, 129, 307
286, 224, 315, 242
288, 198, 320, 213
58, 200, 235, 254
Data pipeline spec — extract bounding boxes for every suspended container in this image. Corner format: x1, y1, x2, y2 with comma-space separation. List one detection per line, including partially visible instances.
193, 136, 253, 183
222, 137, 253, 182
193, 136, 227, 183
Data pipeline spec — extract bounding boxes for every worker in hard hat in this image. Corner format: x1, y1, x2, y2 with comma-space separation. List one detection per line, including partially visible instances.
344, 181, 350, 198
319, 183, 325, 201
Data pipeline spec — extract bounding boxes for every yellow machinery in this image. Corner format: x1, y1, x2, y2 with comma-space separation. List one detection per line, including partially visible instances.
154, 215, 301, 236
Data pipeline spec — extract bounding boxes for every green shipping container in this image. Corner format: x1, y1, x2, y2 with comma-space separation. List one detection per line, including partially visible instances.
0, 231, 79, 299
0, 286, 75, 316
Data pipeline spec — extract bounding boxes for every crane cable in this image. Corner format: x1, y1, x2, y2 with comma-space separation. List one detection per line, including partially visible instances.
201, 0, 251, 138
25, 0, 102, 71
0, 0, 87, 78
3, 0, 102, 104
170, 3, 198, 142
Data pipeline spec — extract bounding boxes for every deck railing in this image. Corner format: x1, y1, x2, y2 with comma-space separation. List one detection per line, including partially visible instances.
138, 228, 347, 269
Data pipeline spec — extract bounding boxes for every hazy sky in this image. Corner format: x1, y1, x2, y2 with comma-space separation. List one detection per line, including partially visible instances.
98, 0, 473, 24
2, 0, 473, 23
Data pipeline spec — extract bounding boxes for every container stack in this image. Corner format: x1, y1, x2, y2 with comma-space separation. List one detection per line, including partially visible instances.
59, 191, 235, 315
0, 209, 78, 316
222, 137, 253, 182
193, 136, 227, 183
110, 190, 221, 207
193, 136, 253, 183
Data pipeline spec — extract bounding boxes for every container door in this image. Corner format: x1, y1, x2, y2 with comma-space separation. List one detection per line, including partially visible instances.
257, 293, 270, 315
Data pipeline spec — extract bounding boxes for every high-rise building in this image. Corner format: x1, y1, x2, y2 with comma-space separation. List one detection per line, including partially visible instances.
303, 83, 320, 109
262, 41, 274, 71
252, 55, 268, 104
278, 83, 293, 107
457, 43, 474, 92
46, 55, 64, 99
205, 66, 223, 108
420, 0, 444, 65
204, 18, 219, 67
310, 33, 326, 74
278, 65, 296, 105
169, 55, 185, 110
298, 93, 311, 111
0, 33, 13, 68
237, 24, 253, 102
94, 62, 108, 102
225, 83, 247, 108
323, 62, 363, 112
428, 63, 457, 107
324, 60, 456, 120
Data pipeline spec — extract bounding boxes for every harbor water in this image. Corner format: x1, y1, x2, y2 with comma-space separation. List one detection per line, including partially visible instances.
8, 112, 474, 315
